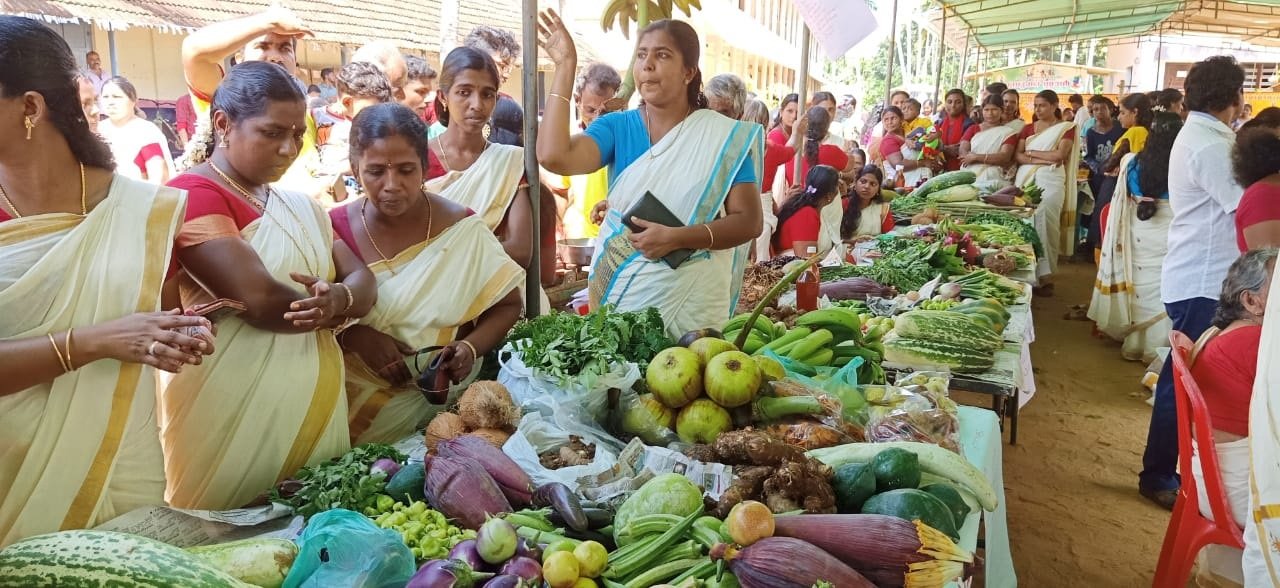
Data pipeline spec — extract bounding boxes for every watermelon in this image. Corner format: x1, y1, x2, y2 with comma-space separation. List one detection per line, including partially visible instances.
0, 530, 253, 587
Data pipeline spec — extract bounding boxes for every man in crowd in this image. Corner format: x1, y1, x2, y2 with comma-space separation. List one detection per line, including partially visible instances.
317, 67, 338, 103
402, 55, 438, 122
84, 51, 110, 95
180, 6, 323, 194
351, 41, 407, 103
562, 62, 621, 239
936, 88, 972, 172
1141, 55, 1247, 510
174, 93, 195, 145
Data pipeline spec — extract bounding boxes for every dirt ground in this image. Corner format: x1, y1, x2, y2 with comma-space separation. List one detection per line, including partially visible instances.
964, 259, 1174, 586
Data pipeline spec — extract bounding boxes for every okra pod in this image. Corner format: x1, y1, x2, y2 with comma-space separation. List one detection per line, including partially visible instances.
670, 559, 717, 585
604, 507, 704, 580
622, 558, 704, 588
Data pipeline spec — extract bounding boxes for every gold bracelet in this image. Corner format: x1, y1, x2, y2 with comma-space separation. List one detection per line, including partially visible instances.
339, 283, 354, 314
457, 339, 478, 360
704, 224, 715, 249
548, 93, 571, 105
48, 333, 70, 373
65, 328, 75, 371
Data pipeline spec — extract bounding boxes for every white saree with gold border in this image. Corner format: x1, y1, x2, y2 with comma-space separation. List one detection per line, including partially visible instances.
589, 110, 764, 337
0, 176, 183, 546
345, 214, 524, 445
159, 190, 349, 511
425, 143, 524, 231
1014, 121, 1079, 277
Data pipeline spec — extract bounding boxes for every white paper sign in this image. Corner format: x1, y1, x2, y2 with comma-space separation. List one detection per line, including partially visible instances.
793, 0, 879, 60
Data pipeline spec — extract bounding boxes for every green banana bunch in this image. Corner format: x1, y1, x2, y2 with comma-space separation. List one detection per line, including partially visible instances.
600, 0, 702, 38
795, 307, 864, 345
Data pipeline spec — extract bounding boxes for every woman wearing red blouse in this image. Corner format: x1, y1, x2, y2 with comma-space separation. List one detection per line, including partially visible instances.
773, 165, 839, 255
1232, 121, 1280, 251
1189, 248, 1276, 530
783, 106, 851, 185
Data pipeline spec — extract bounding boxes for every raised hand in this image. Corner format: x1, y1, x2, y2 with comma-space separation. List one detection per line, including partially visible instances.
536, 9, 577, 67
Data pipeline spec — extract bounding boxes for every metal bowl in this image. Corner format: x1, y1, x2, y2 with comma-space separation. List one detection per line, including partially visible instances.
558, 238, 595, 267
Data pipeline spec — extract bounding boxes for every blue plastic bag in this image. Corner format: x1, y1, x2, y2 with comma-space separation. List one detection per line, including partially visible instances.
283, 509, 416, 588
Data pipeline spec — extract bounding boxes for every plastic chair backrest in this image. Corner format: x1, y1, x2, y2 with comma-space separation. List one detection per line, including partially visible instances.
1168, 330, 1245, 539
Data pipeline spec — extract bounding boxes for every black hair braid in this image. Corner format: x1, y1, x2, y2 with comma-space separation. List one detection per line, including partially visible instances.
776, 164, 839, 229
804, 106, 831, 168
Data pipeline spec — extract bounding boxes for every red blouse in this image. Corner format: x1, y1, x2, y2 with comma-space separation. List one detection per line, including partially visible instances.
1235, 181, 1280, 252
773, 206, 821, 254
784, 145, 849, 185
1191, 325, 1261, 437
762, 141, 796, 193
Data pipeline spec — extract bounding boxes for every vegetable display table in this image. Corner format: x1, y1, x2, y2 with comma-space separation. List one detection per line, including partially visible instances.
955, 405, 1016, 588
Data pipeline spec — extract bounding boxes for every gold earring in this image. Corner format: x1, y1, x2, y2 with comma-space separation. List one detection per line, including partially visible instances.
24, 116, 34, 140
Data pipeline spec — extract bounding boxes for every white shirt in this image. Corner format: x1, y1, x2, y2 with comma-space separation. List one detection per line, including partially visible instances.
84, 68, 109, 95
1161, 111, 1243, 303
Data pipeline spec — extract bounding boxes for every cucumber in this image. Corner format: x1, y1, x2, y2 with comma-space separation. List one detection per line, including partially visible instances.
861, 489, 960, 540
913, 170, 977, 199
806, 441, 999, 511
187, 538, 296, 588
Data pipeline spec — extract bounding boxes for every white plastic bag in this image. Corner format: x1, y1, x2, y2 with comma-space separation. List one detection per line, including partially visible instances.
497, 344, 641, 425
503, 412, 619, 492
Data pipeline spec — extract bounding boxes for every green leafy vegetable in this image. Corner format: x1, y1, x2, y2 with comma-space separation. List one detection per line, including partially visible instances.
821, 239, 966, 292
967, 211, 1042, 257
507, 304, 672, 382
269, 443, 406, 518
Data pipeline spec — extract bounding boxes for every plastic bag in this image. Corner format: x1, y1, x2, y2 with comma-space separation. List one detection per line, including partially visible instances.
761, 349, 818, 378
282, 509, 415, 588
864, 372, 960, 451
503, 412, 620, 494
497, 344, 641, 425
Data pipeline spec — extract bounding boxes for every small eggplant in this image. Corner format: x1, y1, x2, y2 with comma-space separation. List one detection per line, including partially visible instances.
547, 507, 613, 531
448, 539, 485, 572
483, 575, 523, 588
532, 482, 588, 532
499, 556, 542, 584
678, 328, 723, 347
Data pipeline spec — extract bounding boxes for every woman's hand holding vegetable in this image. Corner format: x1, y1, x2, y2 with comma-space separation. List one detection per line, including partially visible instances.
284, 272, 346, 329
341, 325, 415, 386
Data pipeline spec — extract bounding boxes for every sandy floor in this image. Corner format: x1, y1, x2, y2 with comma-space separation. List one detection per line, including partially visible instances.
969, 260, 1174, 586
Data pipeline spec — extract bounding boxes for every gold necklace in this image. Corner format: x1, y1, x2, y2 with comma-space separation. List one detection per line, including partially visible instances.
0, 163, 87, 218
643, 104, 691, 160
359, 194, 432, 275
208, 161, 319, 276
435, 136, 490, 173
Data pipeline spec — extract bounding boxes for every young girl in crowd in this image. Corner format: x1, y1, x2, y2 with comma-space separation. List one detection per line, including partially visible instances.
773, 165, 840, 256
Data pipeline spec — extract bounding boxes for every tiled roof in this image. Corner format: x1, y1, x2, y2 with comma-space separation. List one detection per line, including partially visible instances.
1, 0, 524, 50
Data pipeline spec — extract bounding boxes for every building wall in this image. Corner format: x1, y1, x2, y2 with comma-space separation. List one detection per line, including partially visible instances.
1107, 35, 1280, 93
90, 27, 186, 101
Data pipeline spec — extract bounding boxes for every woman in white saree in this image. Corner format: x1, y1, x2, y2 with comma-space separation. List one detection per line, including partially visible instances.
333, 104, 524, 445
536, 12, 763, 337
161, 62, 378, 510
0, 16, 213, 546
1088, 112, 1182, 363
1014, 90, 1080, 293
426, 47, 532, 271
959, 95, 1016, 192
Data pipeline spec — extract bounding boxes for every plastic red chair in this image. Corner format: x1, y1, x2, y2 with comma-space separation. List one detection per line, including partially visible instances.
1151, 331, 1246, 587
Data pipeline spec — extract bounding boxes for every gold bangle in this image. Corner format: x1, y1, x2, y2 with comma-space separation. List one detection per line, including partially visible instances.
457, 339, 478, 360
704, 224, 715, 249
65, 328, 75, 371
339, 283, 354, 314
548, 93, 571, 105
48, 333, 70, 373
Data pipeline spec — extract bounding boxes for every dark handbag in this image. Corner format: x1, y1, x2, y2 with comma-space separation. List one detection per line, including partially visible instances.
410, 345, 455, 404
621, 191, 695, 269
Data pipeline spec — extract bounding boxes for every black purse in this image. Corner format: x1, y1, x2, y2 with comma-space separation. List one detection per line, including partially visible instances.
410, 345, 455, 404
